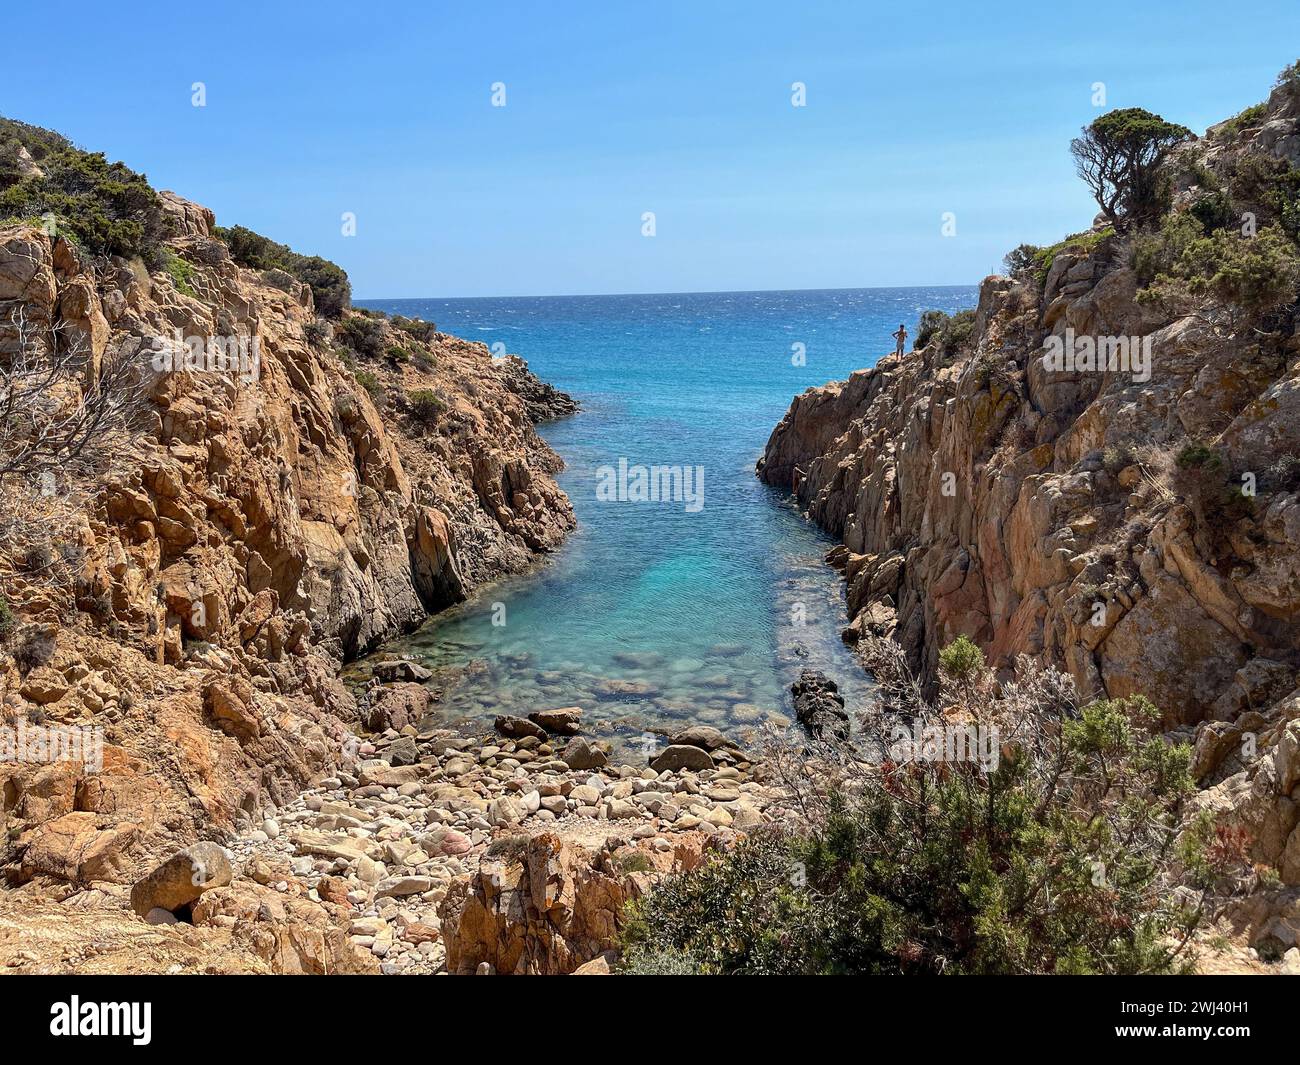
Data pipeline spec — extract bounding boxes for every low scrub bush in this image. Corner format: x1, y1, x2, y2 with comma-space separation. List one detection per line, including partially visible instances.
0, 117, 171, 266
354, 370, 384, 400
407, 389, 446, 429
1216, 102, 1267, 140
393, 316, 438, 342
913, 309, 976, 360
1033, 227, 1115, 282
1173, 441, 1255, 554
163, 251, 197, 297
214, 223, 351, 317
621, 636, 1236, 975
1133, 212, 1300, 320
1002, 243, 1041, 277
303, 319, 331, 347
335, 315, 387, 359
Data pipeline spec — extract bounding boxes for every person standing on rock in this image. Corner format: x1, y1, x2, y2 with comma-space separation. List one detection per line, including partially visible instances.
892, 323, 908, 357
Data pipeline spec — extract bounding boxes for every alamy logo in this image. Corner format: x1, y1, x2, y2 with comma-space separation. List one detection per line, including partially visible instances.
150, 329, 261, 384
888, 722, 1000, 772
50, 997, 151, 1045
595, 458, 704, 513
1042, 327, 1152, 383
0, 721, 103, 772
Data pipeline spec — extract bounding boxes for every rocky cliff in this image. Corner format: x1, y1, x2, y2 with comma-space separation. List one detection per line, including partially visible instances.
0, 180, 575, 911
759, 72, 1300, 894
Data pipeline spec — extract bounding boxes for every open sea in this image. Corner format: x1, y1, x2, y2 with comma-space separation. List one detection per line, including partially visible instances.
358, 286, 976, 747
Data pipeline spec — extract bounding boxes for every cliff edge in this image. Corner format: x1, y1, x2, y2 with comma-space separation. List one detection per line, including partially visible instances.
759, 69, 1300, 906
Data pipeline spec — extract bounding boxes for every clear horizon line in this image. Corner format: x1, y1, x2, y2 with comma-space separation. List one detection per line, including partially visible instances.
353, 281, 983, 303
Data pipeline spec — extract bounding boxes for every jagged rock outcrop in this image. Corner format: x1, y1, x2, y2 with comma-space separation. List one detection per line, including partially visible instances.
791, 669, 850, 740
438, 831, 710, 974
495, 354, 581, 422
759, 77, 1300, 887
0, 187, 576, 892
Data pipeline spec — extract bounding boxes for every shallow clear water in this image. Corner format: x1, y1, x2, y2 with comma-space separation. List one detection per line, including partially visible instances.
358, 287, 976, 744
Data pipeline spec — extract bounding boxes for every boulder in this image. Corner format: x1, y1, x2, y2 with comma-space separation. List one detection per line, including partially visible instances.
572, 952, 616, 975
562, 736, 607, 770
192, 881, 379, 974
367, 683, 430, 733
372, 659, 433, 684
438, 832, 707, 974
18, 813, 138, 884
384, 736, 419, 767
650, 745, 715, 773
494, 714, 547, 740
488, 796, 523, 826
791, 670, 850, 741
529, 707, 582, 735
670, 725, 730, 751
129, 841, 233, 917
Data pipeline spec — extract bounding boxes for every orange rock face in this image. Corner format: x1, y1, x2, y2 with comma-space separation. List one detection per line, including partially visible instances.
0, 191, 575, 892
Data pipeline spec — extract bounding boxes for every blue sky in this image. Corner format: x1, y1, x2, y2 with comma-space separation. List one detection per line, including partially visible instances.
3, 1, 1297, 297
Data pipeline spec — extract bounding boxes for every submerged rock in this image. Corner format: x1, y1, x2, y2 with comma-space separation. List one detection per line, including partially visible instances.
373, 660, 433, 684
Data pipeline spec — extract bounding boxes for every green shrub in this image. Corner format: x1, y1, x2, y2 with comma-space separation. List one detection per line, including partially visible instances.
1217, 102, 1267, 140
937, 634, 984, 685
914, 309, 976, 360
1033, 227, 1116, 282
354, 370, 383, 400
1276, 60, 1300, 91
0, 595, 14, 641
163, 251, 197, 298
0, 117, 171, 266
1002, 243, 1041, 277
213, 223, 351, 317
1135, 213, 1300, 318
335, 315, 386, 359
1173, 442, 1254, 553
393, 316, 438, 342
407, 389, 446, 429
623, 646, 1219, 974
1176, 441, 1222, 470
385, 344, 411, 365
940, 309, 976, 357
914, 309, 949, 349
1225, 152, 1300, 241
303, 319, 331, 347
1188, 189, 1235, 232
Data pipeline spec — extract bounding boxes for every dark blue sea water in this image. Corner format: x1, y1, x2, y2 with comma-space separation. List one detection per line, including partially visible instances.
358, 287, 976, 744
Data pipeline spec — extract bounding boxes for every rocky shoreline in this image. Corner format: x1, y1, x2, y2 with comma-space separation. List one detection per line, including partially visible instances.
0, 702, 781, 975
756, 73, 1300, 945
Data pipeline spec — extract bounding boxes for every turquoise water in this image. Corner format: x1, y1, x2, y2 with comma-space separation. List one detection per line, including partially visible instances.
359, 287, 976, 743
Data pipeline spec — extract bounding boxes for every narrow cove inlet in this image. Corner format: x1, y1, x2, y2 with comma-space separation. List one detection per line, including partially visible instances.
4, 24, 1296, 990
359, 287, 975, 747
